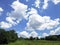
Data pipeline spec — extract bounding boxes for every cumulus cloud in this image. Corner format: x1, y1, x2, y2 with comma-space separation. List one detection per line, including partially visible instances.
5, 0, 28, 28
34, 0, 49, 9
6, 17, 20, 26
34, 0, 40, 8
0, 0, 28, 28
0, 7, 3, 16
52, 0, 60, 4
34, 0, 60, 9
42, 0, 49, 9
38, 36, 41, 39
35, 0, 60, 9
42, 33, 49, 37
7, 0, 28, 22
19, 31, 29, 38
19, 26, 60, 38
49, 27, 60, 35
25, 8, 60, 31
30, 31, 38, 38
19, 31, 38, 38
0, 21, 12, 28
42, 26, 60, 37
10, 0, 28, 19
0, 7, 3, 12
6, 17, 16, 25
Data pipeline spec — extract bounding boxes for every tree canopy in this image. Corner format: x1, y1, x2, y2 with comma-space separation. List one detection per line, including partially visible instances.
0, 29, 18, 44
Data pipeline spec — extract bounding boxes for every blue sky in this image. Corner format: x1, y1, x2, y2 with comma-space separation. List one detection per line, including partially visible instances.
0, 0, 60, 38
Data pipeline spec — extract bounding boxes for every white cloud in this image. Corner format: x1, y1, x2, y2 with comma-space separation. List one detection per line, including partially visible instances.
0, 7, 3, 12
6, 17, 20, 26
52, 0, 60, 4
6, 17, 16, 25
30, 31, 38, 38
19, 31, 30, 38
0, 7, 3, 16
19, 30, 38, 38
0, 16, 21, 29
27, 8, 37, 14
7, 0, 28, 23
10, 0, 28, 19
17, 27, 60, 38
34, 0, 40, 8
25, 8, 60, 31
49, 30, 55, 35
33, 0, 49, 9
18, 26, 60, 38
42, 0, 49, 9
0, 21, 12, 28
55, 27, 60, 34
5, 0, 28, 28
49, 27, 60, 35
38, 36, 41, 39
42, 27, 60, 37
34, 0, 60, 9
42, 33, 49, 37
16, 31, 21, 38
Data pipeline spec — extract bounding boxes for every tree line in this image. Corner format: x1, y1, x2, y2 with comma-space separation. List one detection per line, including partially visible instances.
44, 35, 60, 41
19, 35, 60, 41
0, 28, 60, 44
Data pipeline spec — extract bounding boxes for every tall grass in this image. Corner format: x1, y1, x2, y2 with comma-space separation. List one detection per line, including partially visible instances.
7, 40, 60, 45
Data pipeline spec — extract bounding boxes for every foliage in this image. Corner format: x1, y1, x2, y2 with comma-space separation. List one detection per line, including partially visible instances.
45, 35, 60, 41
0, 29, 18, 44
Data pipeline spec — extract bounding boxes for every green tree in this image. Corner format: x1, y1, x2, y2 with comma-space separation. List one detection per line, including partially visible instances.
7, 30, 18, 42
0, 29, 18, 44
0, 29, 8, 44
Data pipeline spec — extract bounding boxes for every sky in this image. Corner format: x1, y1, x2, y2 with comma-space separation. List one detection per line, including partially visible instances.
0, 0, 60, 38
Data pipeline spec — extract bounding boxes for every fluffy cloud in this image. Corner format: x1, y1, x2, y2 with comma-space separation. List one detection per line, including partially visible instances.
30, 31, 38, 38
49, 27, 60, 35
34, 0, 49, 9
6, 17, 16, 25
42, 0, 49, 9
0, 21, 12, 28
34, 0, 40, 8
19, 31, 30, 38
19, 31, 38, 38
25, 8, 60, 31
6, 17, 20, 25
52, 0, 60, 4
42, 27, 60, 37
34, 0, 60, 9
0, 7, 3, 12
0, 0, 28, 29
42, 33, 49, 37
0, 7, 3, 16
38, 36, 41, 39
7, 0, 28, 22
19, 26, 60, 38
10, 0, 28, 19
5, 0, 28, 28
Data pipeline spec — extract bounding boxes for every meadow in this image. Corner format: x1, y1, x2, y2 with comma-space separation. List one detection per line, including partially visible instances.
8, 40, 60, 45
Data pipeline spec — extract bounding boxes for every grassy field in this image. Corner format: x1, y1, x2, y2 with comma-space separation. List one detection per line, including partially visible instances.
7, 40, 60, 45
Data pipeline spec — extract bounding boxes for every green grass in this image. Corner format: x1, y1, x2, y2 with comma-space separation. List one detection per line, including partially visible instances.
8, 40, 60, 45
